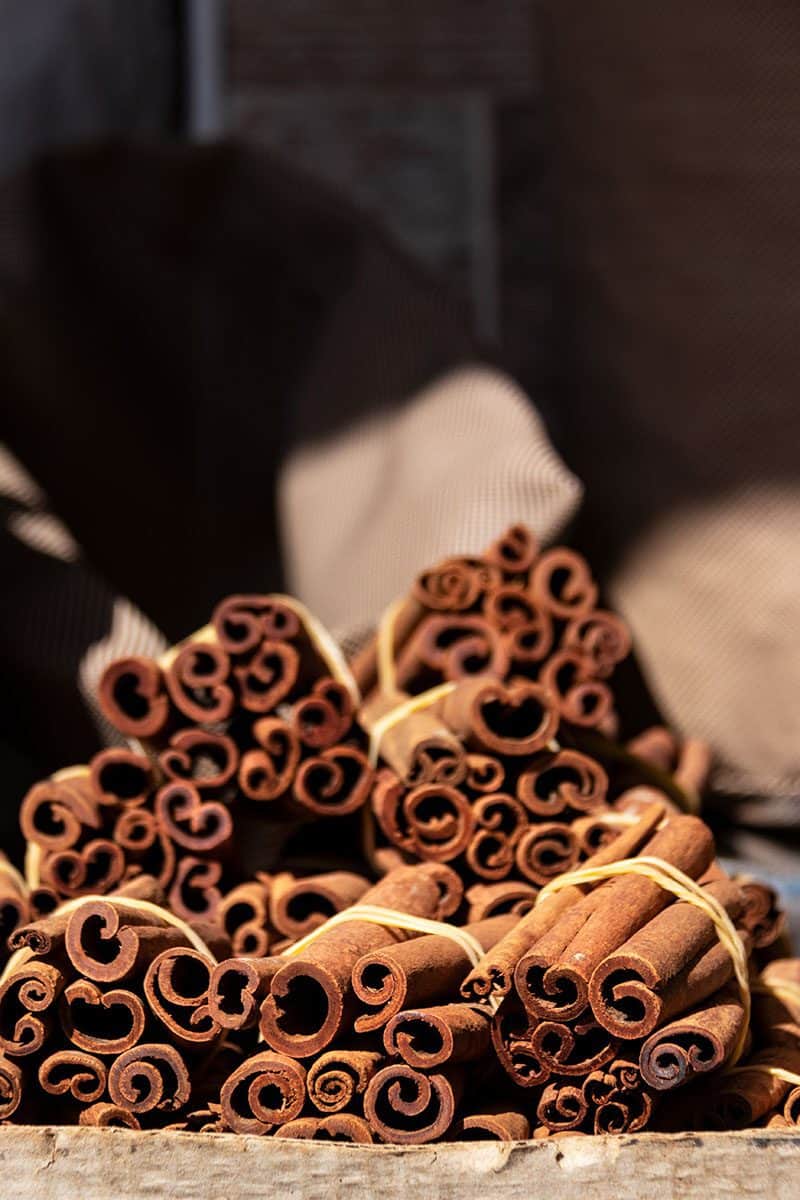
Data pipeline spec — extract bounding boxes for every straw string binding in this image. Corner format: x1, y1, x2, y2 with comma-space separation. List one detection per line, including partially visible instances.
0, 894, 217, 987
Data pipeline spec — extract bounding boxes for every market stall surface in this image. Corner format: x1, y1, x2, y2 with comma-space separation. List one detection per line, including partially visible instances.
4, 1126, 799, 1199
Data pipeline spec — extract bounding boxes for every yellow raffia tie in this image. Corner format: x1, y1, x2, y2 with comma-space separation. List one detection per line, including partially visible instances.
279, 903, 485, 967
367, 682, 458, 768
0, 859, 28, 896
157, 624, 218, 670
252, 900, 496, 1041
24, 843, 42, 890
0, 894, 217, 987
376, 596, 408, 698
272, 594, 361, 707
536, 855, 751, 1066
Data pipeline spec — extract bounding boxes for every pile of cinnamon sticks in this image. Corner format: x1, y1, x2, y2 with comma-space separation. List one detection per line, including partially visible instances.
0, 524, 797, 1142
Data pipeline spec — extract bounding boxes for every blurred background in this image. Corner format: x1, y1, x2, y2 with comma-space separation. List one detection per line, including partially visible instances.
1, 1, 799, 926
0, 0, 550, 398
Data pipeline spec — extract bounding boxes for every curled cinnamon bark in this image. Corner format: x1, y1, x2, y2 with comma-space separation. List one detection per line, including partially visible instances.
398, 614, 510, 686
491, 997, 549, 1089
536, 1079, 589, 1132
740, 881, 785, 949
259, 864, 461, 1058
234, 640, 300, 713
219, 1051, 306, 1135
20, 775, 99, 852
306, 1049, 384, 1114
360, 691, 466, 787
530, 548, 597, 619
0, 961, 64, 1056
42, 837, 126, 899
0, 1054, 23, 1119
458, 681, 559, 757
515, 823, 580, 887
465, 755, 506, 794
466, 793, 527, 881
270, 872, 370, 939
515, 814, 714, 1023
582, 1059, 652, 1134
639, 984, 746, 1090
460, 1107, 531, 1141
164, 640, 234, 724
528, 1016, 620, 1077
292, 679, 353, 750
9, 875, 165, 958
158, 730, 239, 793
219, 880, 270, 956
168, 857, 223, 923
113, 808, 160, 856
239, 717, 301, 802
89, 748, 155, 809
372, 772, 473, 864
39, 1050, 106, 1104
413, 558, 485, 612
465, 881, 537, 922
516, 750, 608, 818
207, 957, 282, 1031
293, 746, 373, 817
98, 656, 170, 738
212, 594, 302, 655
540, 650, 613, 729
588, 878, 746, 1039
485, 524, 539, 574
484, 585, 546, 633
783, 1087, 800, 1126
144, 947, 220, 1046
108, 1042, 191, 1114
61, 979, 147, 1054
64, 899, 188, 983
275, 1114, 374, 1143
363, 1063, 462, 1144
461, 801, 665, 1003
155, 781, 233, 854
562, 611, 631, 679
675, 1043, 800, 1130
383, 1003, 491, 1068
79, 1102, 141, 1129
352, 914, 515, 1034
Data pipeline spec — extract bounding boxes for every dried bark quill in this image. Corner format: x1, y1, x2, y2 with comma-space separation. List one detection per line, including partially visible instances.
1, 526, 797, 1147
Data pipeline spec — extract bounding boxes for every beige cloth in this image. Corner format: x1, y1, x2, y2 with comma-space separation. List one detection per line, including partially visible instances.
279, 363, 583, 654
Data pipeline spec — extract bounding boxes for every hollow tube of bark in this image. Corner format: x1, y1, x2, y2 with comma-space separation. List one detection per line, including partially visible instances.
514, 814, 714, 1023
353, 914, 515, 1034
461, 801, 665, 1003
588, 878, 746, 1040
363, 1063, 463, 1144
306, 1049, 385, 1114
259, 863, 461, 1058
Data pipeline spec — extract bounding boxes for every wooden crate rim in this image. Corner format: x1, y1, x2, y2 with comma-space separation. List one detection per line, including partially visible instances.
4, 1124, 800, 1199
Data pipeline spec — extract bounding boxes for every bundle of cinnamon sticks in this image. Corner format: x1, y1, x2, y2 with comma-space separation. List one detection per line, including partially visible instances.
0, 525, 796, 1142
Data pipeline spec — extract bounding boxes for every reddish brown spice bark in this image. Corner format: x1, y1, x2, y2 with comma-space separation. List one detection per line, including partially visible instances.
259, 864, 462, 1058
363, 1063, 463, 1144
306, 1049, 384, 1114
219, 1051, 306, 1135
352, 914, 515, 1034
383, 1003, 492, 1068
514, 815, 714, 1023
